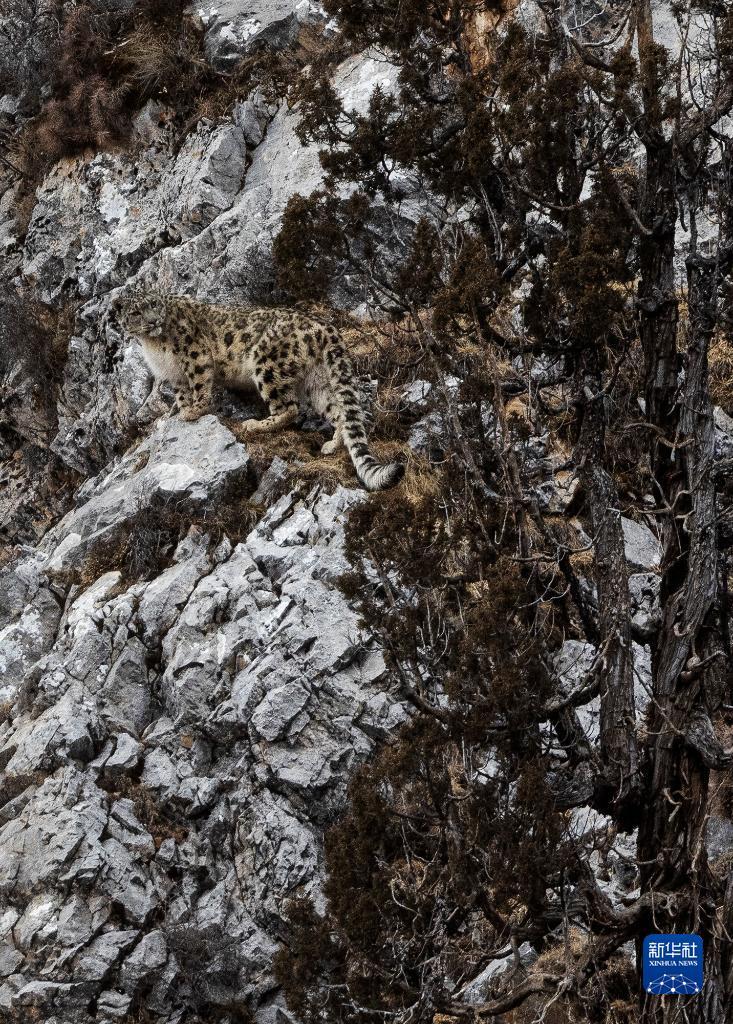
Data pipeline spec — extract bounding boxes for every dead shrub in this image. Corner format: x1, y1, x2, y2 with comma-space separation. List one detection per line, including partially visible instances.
164, 928, 255, 1020
710, 331, 733, 415
0, 288, 70, 382
105, 776, 188, 849
113, 16, 205, 97
61, 485, 260, 591
11, 0, 200, 230
0, 770, 46, 811
0, 287, 75, 448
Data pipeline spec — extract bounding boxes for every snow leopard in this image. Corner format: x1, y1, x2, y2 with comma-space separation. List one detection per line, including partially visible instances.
110, 289, 404, 492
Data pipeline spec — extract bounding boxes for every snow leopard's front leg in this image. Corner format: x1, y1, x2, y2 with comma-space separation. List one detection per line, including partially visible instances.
176, 346, 215, 422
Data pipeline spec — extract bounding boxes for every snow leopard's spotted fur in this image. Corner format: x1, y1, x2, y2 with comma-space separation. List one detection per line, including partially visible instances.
111, 290, 403, 491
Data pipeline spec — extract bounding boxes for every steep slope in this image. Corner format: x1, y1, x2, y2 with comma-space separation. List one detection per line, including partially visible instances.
1, 3, 733, 1024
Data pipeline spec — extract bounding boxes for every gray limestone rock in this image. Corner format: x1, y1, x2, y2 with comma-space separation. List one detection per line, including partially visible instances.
629, 571, 661, 640
0, 692, 103, 775
22, 121, 247, 303
0, 769, 109, 899
72, 929, 139, 982
120, 929, 168, 994
461, 943, 538, 1005
0, 433, 403, 1023
104, 734, 143, 775
705, 815, 733, 865
43, 414, 250, 572
0, 581, 61, 703
97, 989, 133, 1019
715, 406, 733, 460
621, 516, 662, 571
198, 0, 328, 69
151, 51, 403, 303
553, 638, 651, 744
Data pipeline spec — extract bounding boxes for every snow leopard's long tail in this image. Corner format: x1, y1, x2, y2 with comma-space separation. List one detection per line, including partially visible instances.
322, 334, 404, 492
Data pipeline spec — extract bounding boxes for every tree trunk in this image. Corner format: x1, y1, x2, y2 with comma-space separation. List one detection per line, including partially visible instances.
576, 368, 639, 818
637, 178, 726, 1023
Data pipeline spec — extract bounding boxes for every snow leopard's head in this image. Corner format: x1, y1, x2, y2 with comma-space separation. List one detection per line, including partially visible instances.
110, 288, 167, 338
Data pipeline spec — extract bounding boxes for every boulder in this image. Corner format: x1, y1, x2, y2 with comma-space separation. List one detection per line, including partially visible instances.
200, 0, 329, 69
621, 517, 662, 571
43, 414, 250, 572
629, 572, 661, 640
0, 582, 61, 703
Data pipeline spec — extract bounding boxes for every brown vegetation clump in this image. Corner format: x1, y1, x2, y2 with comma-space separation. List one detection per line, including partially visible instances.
104, 776, 188, 849
0, 771, 46, 811
710, 331, 733, 415
12, 1, 198, 225
0, 288, 76, 451
58, 486, 262, 592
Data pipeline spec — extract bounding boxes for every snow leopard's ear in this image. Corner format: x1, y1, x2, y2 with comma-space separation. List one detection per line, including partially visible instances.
107, 291, 127, 321
110, 288, 145, 313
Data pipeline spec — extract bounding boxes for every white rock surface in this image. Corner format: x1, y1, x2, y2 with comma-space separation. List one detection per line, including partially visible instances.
23, 119, 248, 303
461, 943, 538, 1004
554, 638, 652, 744
152, 51, 402, 302
0, 435, 407, 1021
43, 414, 250, 570
629, 572, 661, 640
621, 516, 662, 571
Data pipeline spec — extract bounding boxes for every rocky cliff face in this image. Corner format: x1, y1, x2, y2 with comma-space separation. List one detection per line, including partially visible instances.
0, 6, 412, 1022
0, 449, 406, 1023
1, 3, 732, 1023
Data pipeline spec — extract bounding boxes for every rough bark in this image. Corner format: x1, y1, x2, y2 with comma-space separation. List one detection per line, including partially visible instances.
576, 372, 639, 817
632, 2, 732, 1017
636, 156, 728, 1024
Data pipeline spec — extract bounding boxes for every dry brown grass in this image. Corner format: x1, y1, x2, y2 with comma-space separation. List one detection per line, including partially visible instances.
231, 424, 351, 490
505, 394, 531, 424
235, 423, 408, 495
112, 14, 205, 96
105, 776, 188, 849
398, 449, 443, 508
710, 332, 733, 415
0, 770, 47, 811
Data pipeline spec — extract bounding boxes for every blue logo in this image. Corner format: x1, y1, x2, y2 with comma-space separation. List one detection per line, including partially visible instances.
643, 934, 703, 995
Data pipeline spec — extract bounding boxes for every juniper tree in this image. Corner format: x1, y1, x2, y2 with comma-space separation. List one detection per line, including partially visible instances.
274, 2, 733, 1022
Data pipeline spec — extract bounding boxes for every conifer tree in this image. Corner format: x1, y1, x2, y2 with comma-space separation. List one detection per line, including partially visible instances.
274, 3, 733, 1021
